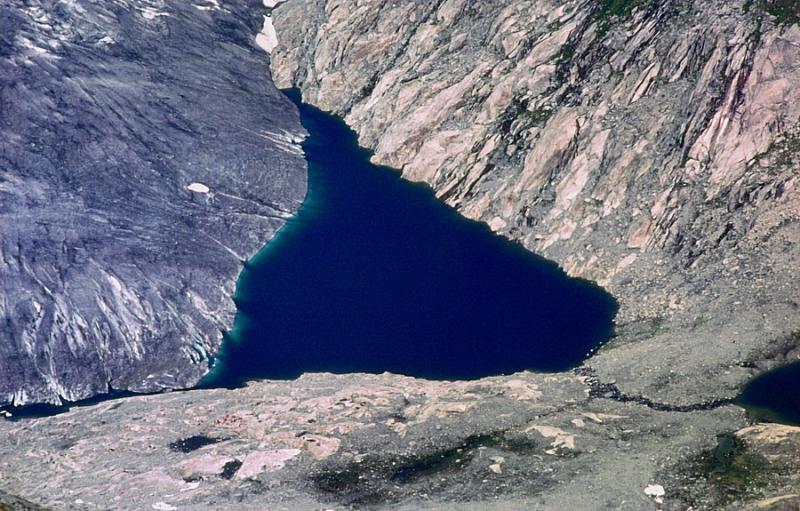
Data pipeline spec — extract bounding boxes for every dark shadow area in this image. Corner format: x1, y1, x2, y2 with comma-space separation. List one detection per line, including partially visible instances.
738, 361, 800, 426
1, 389, 137, 420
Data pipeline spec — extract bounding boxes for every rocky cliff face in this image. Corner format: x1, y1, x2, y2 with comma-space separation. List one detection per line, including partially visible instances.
270, 0, 800, 403
0, 0, 307, 406
0, 490, 48, 511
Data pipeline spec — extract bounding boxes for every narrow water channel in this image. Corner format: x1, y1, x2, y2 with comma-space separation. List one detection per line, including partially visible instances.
200, 90, 618, 387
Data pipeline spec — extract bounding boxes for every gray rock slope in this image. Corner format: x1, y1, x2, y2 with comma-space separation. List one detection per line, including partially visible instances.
0, 0, 307, 406
0, 489, 48, 511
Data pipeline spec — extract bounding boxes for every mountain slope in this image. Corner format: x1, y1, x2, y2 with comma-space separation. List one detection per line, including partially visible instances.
270, 0, 800, 403
0, 0, 307, 405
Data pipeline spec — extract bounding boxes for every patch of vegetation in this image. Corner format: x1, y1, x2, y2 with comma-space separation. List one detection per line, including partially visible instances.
595, 0, 645, 37
390, 434, 502, 483
312, 464, 365, 494
528, 105, 555, 127
500, 97, 555, 136
601, 0, 645, 18
693, 433, 770, 506
0, 491, 49, 511
556, 42, 576, 64
691, 316, 708, 329
546, 19, 564, 32
608, 68, 625, 84
220, 460, 243, 480
310, 431, 540, 505
552, 42, 578, 85
168, 435, 222, 453
668, 432, 780, 509
761, 129, 800, 167
648, 315, 669, 337
762, 0, 800, 25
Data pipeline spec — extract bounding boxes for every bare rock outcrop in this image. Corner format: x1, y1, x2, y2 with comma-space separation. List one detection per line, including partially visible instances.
1, 2, 798, 509
0, 371, 744, 510
0, 0, 307, 405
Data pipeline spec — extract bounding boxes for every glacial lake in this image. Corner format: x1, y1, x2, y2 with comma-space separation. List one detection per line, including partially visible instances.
200, 90, 617, 388
737, 361, 800, 426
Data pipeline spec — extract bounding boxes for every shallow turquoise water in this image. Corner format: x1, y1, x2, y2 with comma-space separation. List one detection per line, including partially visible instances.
200, 90, 617, 387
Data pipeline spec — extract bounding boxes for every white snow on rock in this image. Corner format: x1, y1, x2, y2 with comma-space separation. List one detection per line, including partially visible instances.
263, 0, 284, 8
644, 484, 666, 504
259, 129, 306, 156
187, 182, 210, 193
194, 0, 221, 11
140, 8, 169, 20
255, 15, 278, 53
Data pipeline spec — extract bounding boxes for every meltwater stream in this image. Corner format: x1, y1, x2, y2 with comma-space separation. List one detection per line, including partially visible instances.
201, 90, 618, 387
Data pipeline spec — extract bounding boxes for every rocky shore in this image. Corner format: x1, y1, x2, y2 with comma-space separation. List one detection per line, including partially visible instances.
1, 371, 799, 510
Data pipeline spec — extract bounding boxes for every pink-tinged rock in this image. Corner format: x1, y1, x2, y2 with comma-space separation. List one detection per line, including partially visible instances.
235, 449, 302, 479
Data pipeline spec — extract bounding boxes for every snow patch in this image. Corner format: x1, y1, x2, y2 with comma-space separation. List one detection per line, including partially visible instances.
15, 35, 59, 61
187, 182, 210, 193
644, 484, 665, 504
255, 15, 278, 53
257, 130, 306, 156
194, 0, 221, 11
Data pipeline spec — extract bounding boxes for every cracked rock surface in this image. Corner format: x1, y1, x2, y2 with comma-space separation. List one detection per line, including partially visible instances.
0, 0, 307, 406
0, 372, 747, 510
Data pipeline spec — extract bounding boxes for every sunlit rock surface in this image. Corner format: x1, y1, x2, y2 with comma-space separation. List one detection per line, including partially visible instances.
0, 0, 307, 405
0, 372, 744, 510
269, 0, 800, 404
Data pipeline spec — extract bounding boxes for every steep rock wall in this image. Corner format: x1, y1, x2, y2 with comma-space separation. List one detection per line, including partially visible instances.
270, 0, 800, 402
0, 0, 307, 405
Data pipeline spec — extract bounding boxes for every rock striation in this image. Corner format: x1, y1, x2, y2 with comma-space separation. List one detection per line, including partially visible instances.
269, 0, 800, 404
0, 0, 307, 406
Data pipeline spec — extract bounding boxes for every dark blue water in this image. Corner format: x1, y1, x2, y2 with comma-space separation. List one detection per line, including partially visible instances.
1, 389, 139, 420
200, 90, 617, 387
737, 361, 800, 426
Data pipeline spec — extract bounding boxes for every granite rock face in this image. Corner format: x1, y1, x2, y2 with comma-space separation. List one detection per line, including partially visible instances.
270, 0, 800, 403
0, 0, 307, 406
